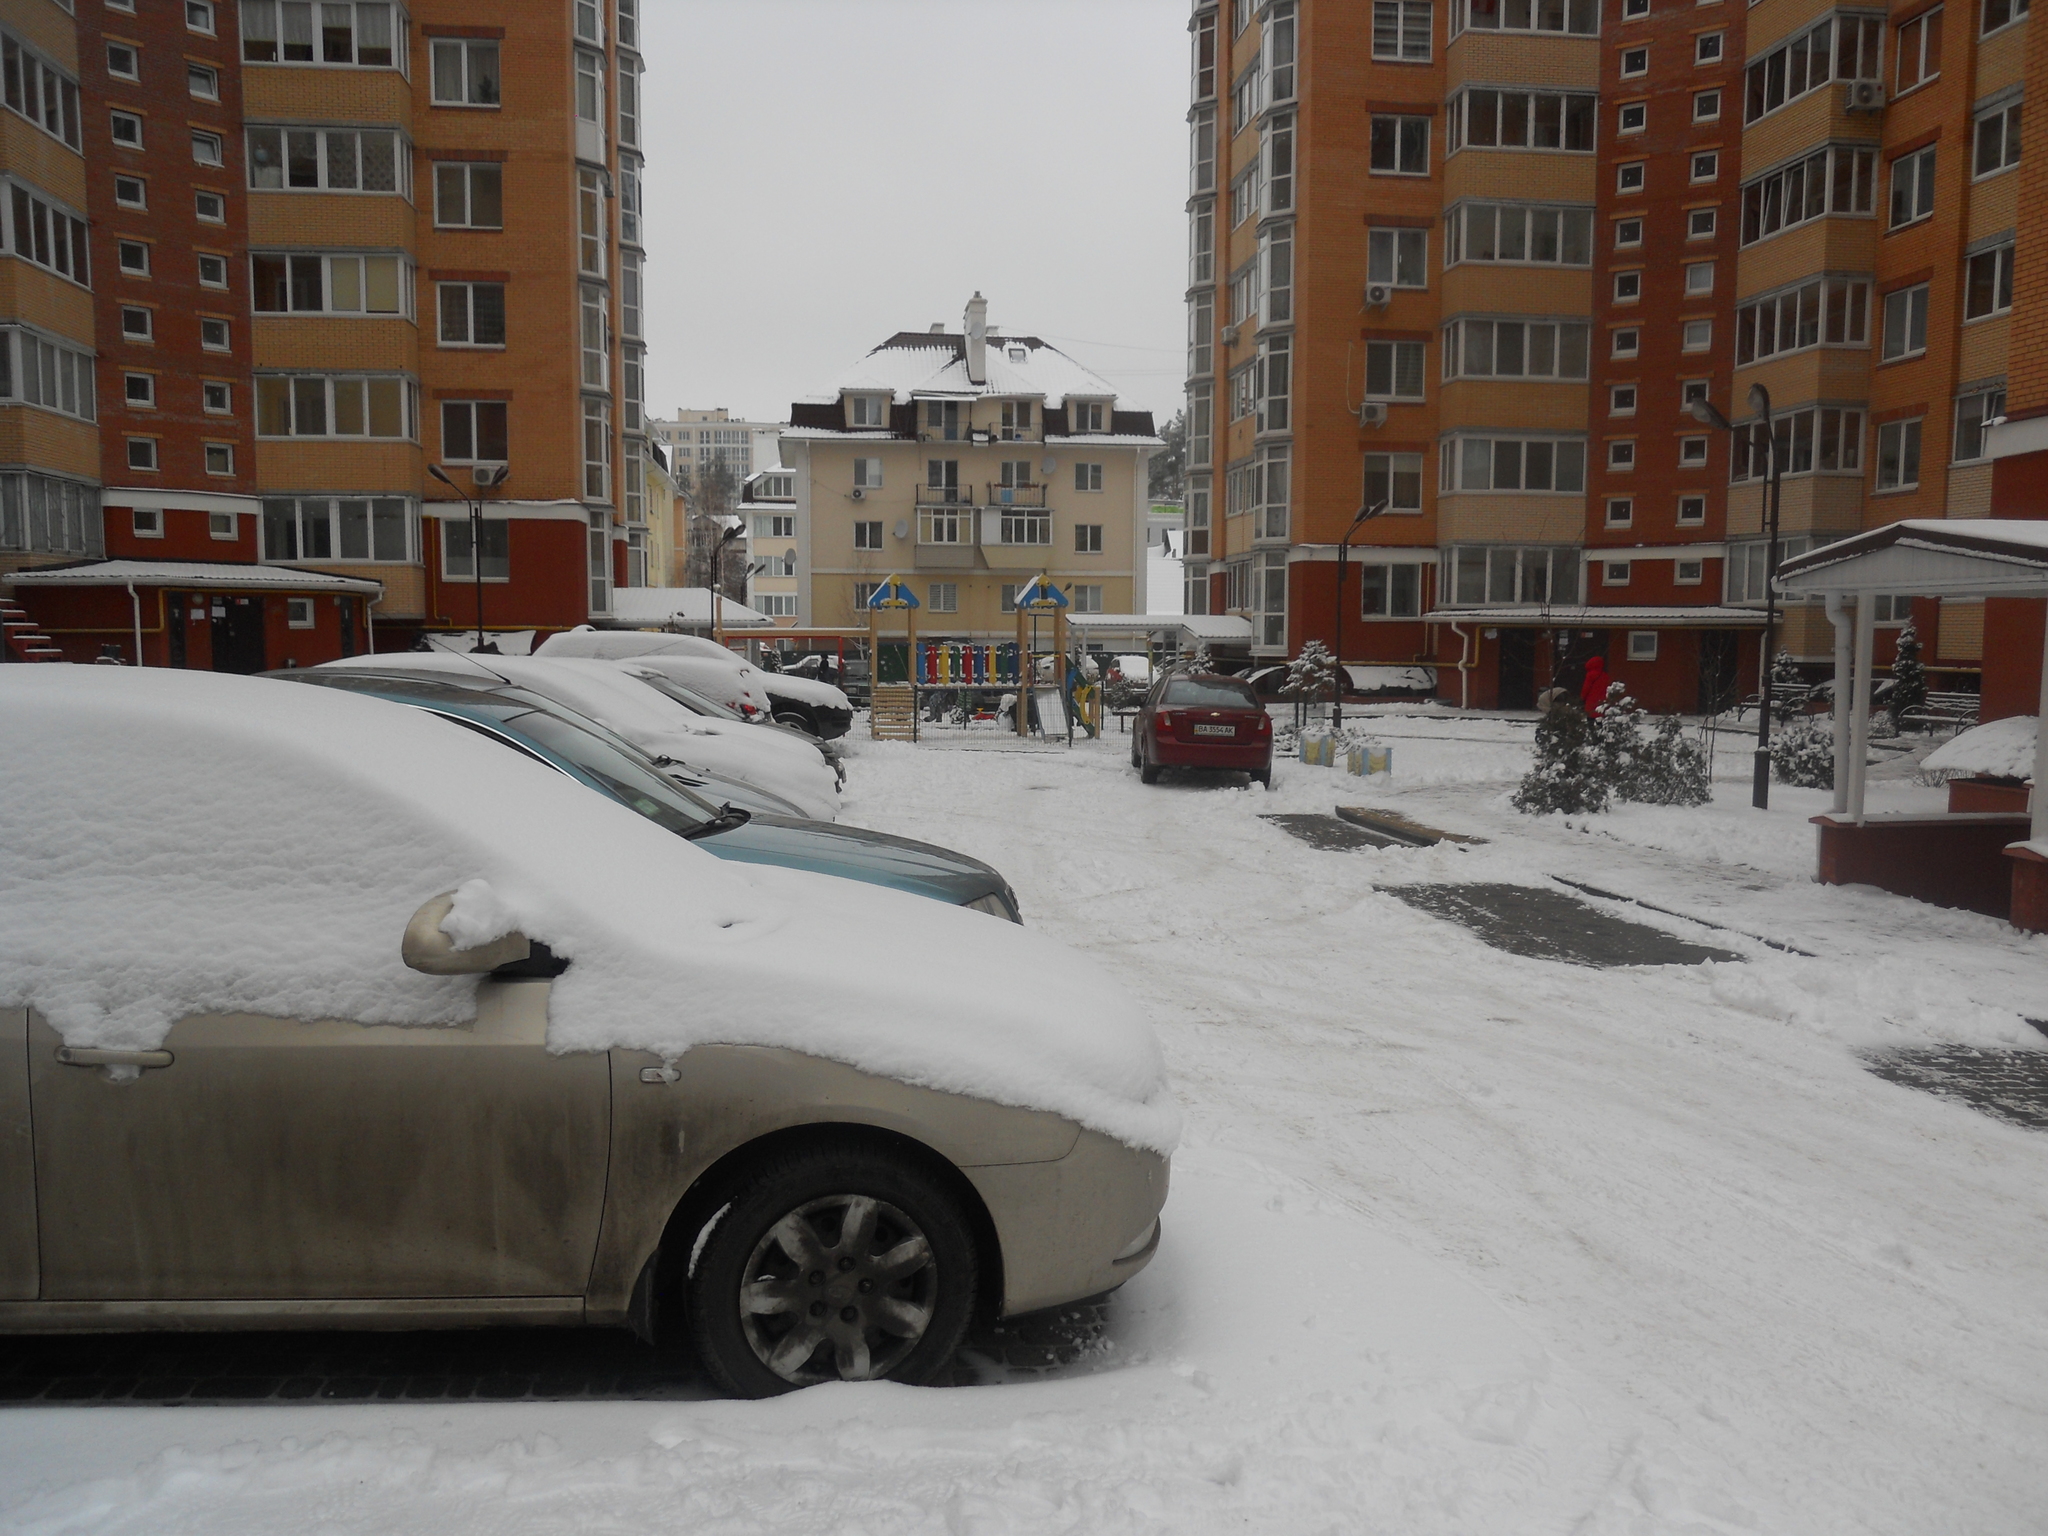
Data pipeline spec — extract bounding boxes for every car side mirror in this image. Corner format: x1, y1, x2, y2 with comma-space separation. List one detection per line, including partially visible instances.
402, 891, 532, 975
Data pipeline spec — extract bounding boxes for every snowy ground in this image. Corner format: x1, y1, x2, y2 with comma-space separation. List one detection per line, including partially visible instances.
6, 715, 2047, 1534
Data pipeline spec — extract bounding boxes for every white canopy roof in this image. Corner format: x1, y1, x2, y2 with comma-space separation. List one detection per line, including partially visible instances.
1421, 605, 1767, 627
1063, 613, 1256, 644
1775, 520, 2048, 597
603, 587, 775, 629
6, 560, 381, 596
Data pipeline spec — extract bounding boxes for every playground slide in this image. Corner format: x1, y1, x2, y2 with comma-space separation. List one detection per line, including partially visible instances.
1034, 687, 1069, 737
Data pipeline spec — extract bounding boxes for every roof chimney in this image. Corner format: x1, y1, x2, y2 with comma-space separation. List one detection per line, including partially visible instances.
963, 291, 988, 385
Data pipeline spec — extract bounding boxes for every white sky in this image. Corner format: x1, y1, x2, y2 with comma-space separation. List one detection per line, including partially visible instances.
639, 0, 1190, 430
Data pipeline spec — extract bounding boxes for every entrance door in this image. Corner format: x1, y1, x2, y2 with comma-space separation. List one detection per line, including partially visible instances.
28, 982, 610, 1301
210, 595, 266, 673
1498, 629, 1537, 710
1698, 630, 1740, 715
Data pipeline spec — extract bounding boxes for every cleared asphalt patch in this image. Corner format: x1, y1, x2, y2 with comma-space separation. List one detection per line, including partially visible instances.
1865, 1046, 2048, 1133
1260, 813, 1409, 851
1385, 883, 1746, 968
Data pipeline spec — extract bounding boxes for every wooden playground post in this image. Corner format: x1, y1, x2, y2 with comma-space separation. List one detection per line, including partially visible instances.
1014, 599, 1030, 737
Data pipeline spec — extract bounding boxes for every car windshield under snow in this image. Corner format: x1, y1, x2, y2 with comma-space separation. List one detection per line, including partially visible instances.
1164, 679, 1258, 709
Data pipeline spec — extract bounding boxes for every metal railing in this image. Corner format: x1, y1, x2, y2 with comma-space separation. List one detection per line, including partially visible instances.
985, 482, 1045, 507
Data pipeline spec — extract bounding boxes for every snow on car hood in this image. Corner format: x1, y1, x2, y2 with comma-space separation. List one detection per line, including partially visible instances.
0, 668, 1176, 1152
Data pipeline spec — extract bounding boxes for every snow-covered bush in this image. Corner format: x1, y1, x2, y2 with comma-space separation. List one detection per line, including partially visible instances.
1769, 649, 1807, 723
1770, 720, 1834, 789
1280, 641, 1338, 703
1888, 622, 1927, 733
1513, 685, 1710, 813
1512, 700, 1611, 815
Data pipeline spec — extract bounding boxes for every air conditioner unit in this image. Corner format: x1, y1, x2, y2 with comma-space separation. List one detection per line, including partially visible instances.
472, 462, 508, 490
1846, 79, 1885, 112
851, 486, 866, 501
1220, 323, 1240, 345
1357, 402, 1389, 428
1365, 283, 1393, 309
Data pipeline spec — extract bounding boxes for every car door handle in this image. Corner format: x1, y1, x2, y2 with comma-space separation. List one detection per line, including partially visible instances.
53, 1047, 174, 1070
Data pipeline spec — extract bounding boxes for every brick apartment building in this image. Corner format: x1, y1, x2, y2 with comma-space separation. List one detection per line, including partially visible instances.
1186, 0, 2043, 715
0, 0, 650, 668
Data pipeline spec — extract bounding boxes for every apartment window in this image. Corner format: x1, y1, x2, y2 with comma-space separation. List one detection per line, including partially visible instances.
1442, 545, 1582, 604
1965, 244, 2014, 320
116, 239, 150, 277
1261, 223, 1293, 322
1363, 452, 1424, 513
1373, 0, 1433, 60
203, 380, 230, 413
1621, 47, 1649, 77
1365, 340, 1426, 399
188, 62, 218, 99
1352, 563, 1420, 618
1676, 560, 1704, 585
1677, 494, 1705, 523
1693, 89, 1721, 121
578, 286, 611, 388
1688, 207, 1717, 238
755, 513, 796, 539
1746, 15, 1884, 122
1066, 584, 1102, 616
132, 507, 163, 538
1897, 8, 1942, 92
1369, 227, 1428, 286
127, 437, 158, 471
240, 1, 400, 67
1192, 9, 1217, 99
583, 397, 611, 499
1451, 0, 1597, 34
1875, 418, 1922, 489
1690, 152, 1719, 183
1604, 559, 1631, 584
577, 167, 605, 275
252, 253, 409, 315
187, 1, 215, 33
1256, 335, 1291, 431
618, 157, 640, 246
853, 456, 883, 488
1370, 114, 1429, 174
430, 38, 499, 105
204, 443, 234, 476
1881, 283, 1930, 359
1954, 387, 2005, 461
1233, 55, 1263, 130
439, 280, 506, 346
1615, 217, 1643, 247
278, 595, 315, 630
1679, 436, 1709, 465
1741, 146, 1875, 245
925, 582, 957, 614
1449, 89, 1596, 151
1982, 0, 2029, 30
1627, 631, 1658, 661
620, 250, 642, 340
189, 131, 225, 169
1613, 327, 1640, 357
1614, 270, 1642, 302
111, 109, 142, 147
434, 162, 502, 228
1618, 162, 1646, 193
1439, 436, 1587, 491
123, 371, 154, 407
1072, 400, 1108, 433
574, 49, 604, 129
199, 317, 229, 350
1611, 385, 1637, 415
1074, 462, 1104, 492
1685, 381, 1712, 411
257, 374, 416, 439
1265, 114, 1296, 212
1188, 201, 1215, 287
1606, 496, 1634, 525
1443, 319, 1590, 380
1735, 276, 1870, 362
195, 189, 224, 221
1681, 319, 1712, 351
1609, 439, 1637, 470
1623, 0, 1648, 15
854, 520, 882, 550
441, 518, 509, 581
208, 509, 235, 539
1619, 102, 1648, 133
1696, 31, 1724, 62
1187, 381, 1212, 464
1, 329, 96, 420
106, 40, 140, 79
617, 56, 640, 147
114, 174, 146, 208
197, 252, 228, 288
1890, 146, 1937, 228
1190, 108, 1216, 195
247, 127, 408, 193
1684, 261, 1715, 296
1730, 407, 1865, 479
434, 398, 506, 461
1076, 522, 1104, 553
120, 305, 153, 341
2, 35, 82, 150
1974, 101, 2023, 176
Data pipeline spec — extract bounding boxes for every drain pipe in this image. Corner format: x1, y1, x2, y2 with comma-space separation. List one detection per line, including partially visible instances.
127, 582, 142, 666
1847, 591, 1877, 824
1825, 590, 1852, 815
1448, 620, 1472, 710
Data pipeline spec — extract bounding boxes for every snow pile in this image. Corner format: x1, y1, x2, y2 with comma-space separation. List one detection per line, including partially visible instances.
0, 668, 1177, 1151
1922, 714, 2037, 781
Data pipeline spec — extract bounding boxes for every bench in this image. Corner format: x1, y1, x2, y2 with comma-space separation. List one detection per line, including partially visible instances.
1900, 690, 1980, 734
1734, 681, 1813, 720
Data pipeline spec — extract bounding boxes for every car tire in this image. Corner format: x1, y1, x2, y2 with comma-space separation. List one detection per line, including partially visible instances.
684, 1144, 979, 1398
1254, 769, 1272, 789
1139, 746, 1161, 785
772, 707, 817, 734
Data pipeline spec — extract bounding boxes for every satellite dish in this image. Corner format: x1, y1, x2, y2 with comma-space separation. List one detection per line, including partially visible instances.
893, 519, 909, 540
1041, 456, 1058, 475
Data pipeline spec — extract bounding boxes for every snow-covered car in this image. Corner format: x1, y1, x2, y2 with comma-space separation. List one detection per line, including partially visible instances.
0, 667, 1174, 1397
538, 630, 855, 741
313, 653, 841, 821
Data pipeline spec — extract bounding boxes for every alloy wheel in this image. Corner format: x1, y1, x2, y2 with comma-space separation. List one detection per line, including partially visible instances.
737, 1193, 938, 1385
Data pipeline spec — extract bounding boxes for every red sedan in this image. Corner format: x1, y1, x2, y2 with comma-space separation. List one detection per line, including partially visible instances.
1132, 672, 1274, 788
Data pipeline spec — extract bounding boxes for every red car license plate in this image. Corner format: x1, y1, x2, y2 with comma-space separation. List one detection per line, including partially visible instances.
1193, 723, 1236, 737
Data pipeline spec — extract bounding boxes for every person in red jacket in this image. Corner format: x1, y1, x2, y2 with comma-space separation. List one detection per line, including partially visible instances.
1580, 654, 1613, 717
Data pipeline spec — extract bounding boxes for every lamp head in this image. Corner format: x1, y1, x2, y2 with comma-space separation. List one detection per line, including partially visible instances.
1746, 383, 1771, 418
427, 463, 458, 490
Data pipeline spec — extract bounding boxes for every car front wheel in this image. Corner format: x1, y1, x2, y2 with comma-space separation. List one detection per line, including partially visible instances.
685, 1144, 979, 1397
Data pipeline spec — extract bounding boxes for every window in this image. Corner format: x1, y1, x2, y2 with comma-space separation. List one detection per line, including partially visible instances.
204, 443, 234, 476
117, 239, 149, 276
1982, 0, 2029, 31
240, 1, 401, 67
200, 317, 229, 350
430, 38, 499, 105
187, 1, 215, 33
1362, 227, 1424, 290
1232, 58, 1261, 130
1257, 334, 1291, 430
1691, 152, 1719, 183
123, 371, 154, 407
1192, 9, 1217, 98
1356, 563, 1423, 618
1365, 339, 1426, 398
853, 456, 883, 488
1615, 217, 1643, 246
1611, 385, 1637, 415
188, 62, 218, 99
427, 398, 505, 461
1741, 146, 1876, 244
439, 280, 505, 346
1745, 15, 1884, 122
434, 162, 502, 228
1627, 631, 1658, 661
1074, 462, 1104, 492
1735, 276, 1871, 362
1679, 435, 1709, 465
1609, 439, 1637, 469
258, 374, 417, 439
1955, 387, 2005, 460
1688, 207, 1717, 238
1606, 496, 1634, 525
1265, 114, 1295, 212
1189, 201, 1215, 287
854, 520, 882, 550
583, 396, 611, 500
1451, 0, 1598, 34
191, 130, 224, 168
246, 126, 409, 193
252, 253, 409, 315
1875, 418, 1922, 489
1618, 162, 1646, 193
1678, 494, 1705, 523
197, 252, 228, 287
1442, 545, 1582, 605
1442, 319, 1590, 380
133, 507, 163, 538
1729, 407, 1865, 479
1373, 0, 1433, 60
1444, 204, 1594, 269
854, 581, 882, 611
195, 188, 224, 221
1, 329, 97, 420
1449, 89, 1597, 151
1965, 243, 2015, 319
1071, 584, 1104, 615
1619, 102, 1648, 134
618, 156, 640, 246
120, 305, 153, 340
441, 518, 509, 581
756, 513, 796, 539
2, 34, 82, 150
203, 380, 231, 413
1076, 522, 1104, 553
575, 49, 604, 130
1693, 89, 1721, 120
111, 109, 142, 147
1889, 146, 1936, 228
1681, 319, 1712, 351
208, 509, 235, 539
1370, 114, 1429, 174
1072, 400, 1107, 433
1363, 452, 1424, 513
1229, 262, 1257, 326
1897, 8, 1942, 92
1622, 47, 1650, 76
1975, 100, 2022, 177
1439, 436, 1587, 491
1605, 559, 1631, 584
618, 56, 639, 146
106, 41, 139, 79
1261, 223, 1293, 322
1676, 560, 1704, 585
279, 595, 315, 629
925, 582, 956, 614
127, 437, 158, 471
1614, 270, 1642, 301
583, 285, 614, 395
998, 583, 1018, 614
1881, 283, 1930, 359
114, 174, 146, 208
1612, 327, 1640, 357
1696, 31, 1724, 62
1727, 535, 1833, 601
1623, 0, 1648, 15
1185, 482, 1210, 557
1190, 108, 1216, 195
1684, 261, 1715, 296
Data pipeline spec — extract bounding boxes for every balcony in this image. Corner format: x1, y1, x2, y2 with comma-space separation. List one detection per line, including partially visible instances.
984, 481, 1045, 507
987, 510, 1051, 548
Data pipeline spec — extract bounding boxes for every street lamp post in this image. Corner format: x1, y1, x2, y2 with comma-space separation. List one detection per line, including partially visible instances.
711, 521, 743, 649
1690, 385, 1781, 809
427, 462, 505, 655
1331, 500, 1390, 732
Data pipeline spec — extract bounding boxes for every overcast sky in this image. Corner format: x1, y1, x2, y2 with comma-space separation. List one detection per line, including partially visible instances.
639, 0, 1189, 429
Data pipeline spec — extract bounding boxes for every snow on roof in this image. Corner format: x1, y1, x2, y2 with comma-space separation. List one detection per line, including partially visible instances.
604, 587, 776, 628
811, 333, 1118, 409
1063, 613, 1256, 643
1422, 605, 1769, 627
1922, 715, 2038, 782
1777, 520, 2048, 595
7, 559, 382, 596
0, 667, 1177, 1152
